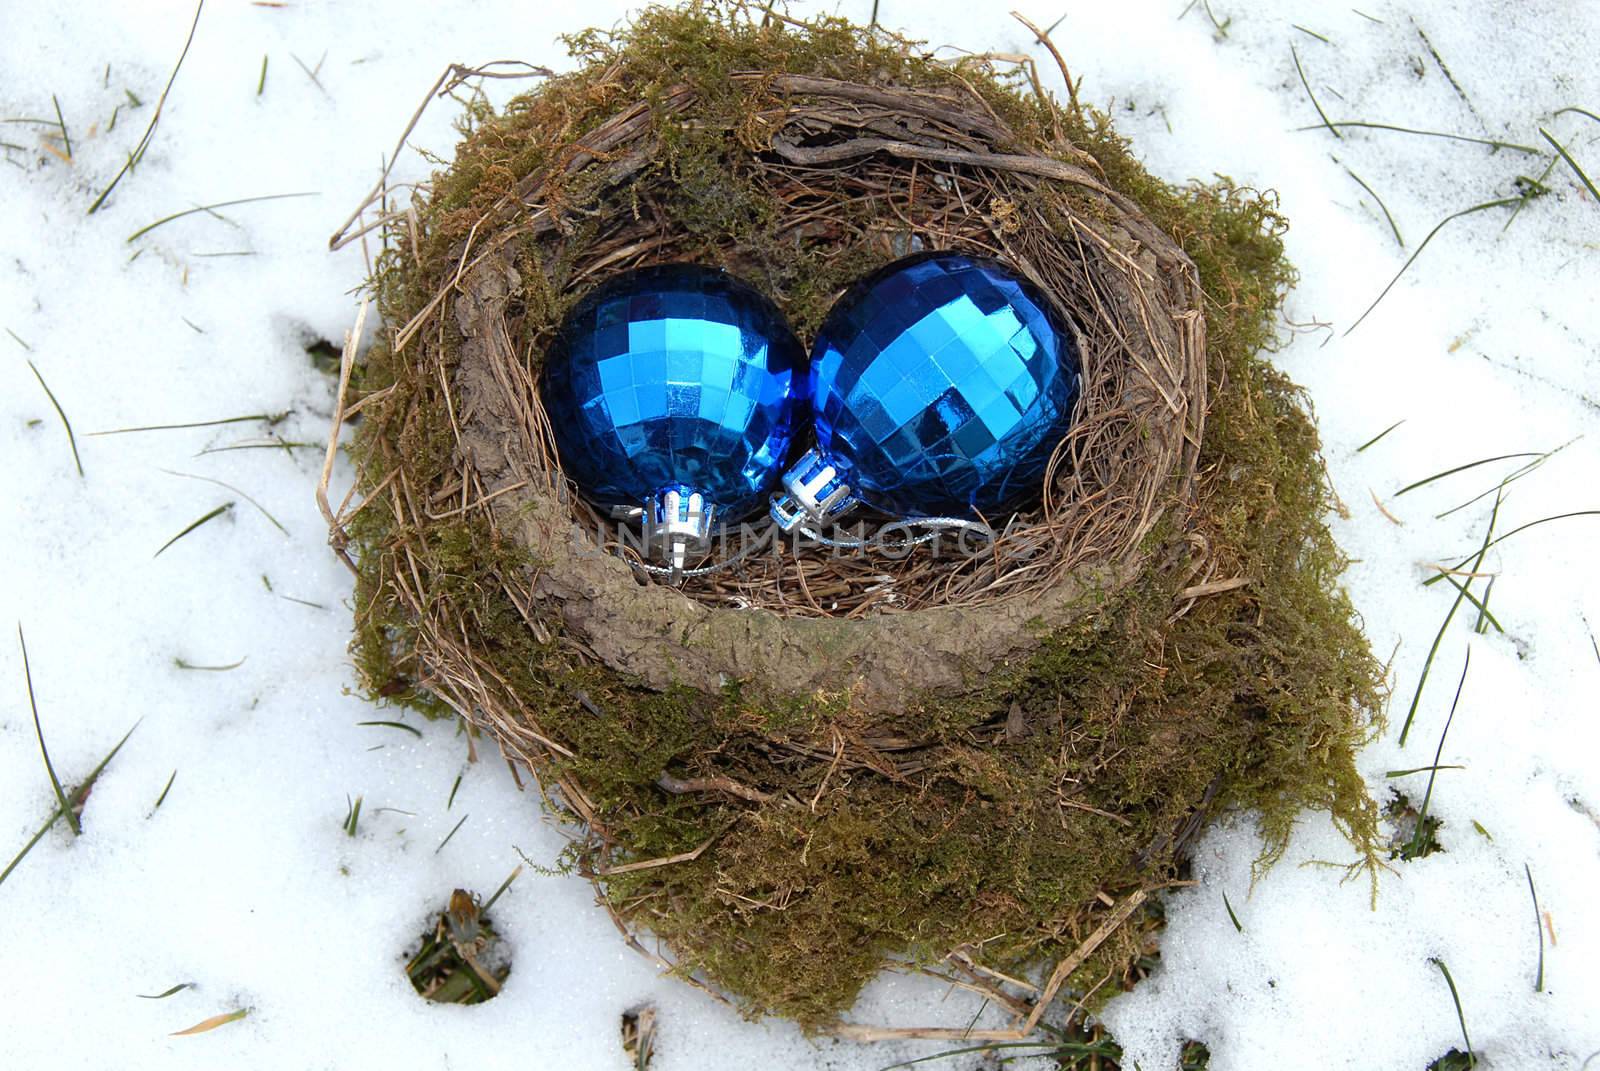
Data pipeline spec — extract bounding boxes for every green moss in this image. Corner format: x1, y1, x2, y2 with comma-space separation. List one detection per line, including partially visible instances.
344, 2, 1384, 1029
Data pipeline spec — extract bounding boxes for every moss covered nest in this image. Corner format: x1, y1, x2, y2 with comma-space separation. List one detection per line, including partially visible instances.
327, 2, 1385, 1034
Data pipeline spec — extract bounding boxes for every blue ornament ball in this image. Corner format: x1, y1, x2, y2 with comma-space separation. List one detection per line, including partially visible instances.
541, 264, 807, 529
775, 251, 1080, 526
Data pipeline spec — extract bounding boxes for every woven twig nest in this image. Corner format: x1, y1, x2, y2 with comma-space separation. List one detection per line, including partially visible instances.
448, 75, 1206, 711
330, 5, 1383, 1032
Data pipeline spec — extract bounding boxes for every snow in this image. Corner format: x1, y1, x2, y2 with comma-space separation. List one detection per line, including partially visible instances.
2, 1, 1597, 1068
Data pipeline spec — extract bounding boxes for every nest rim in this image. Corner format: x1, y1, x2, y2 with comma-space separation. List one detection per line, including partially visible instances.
425, 64, 1208, 712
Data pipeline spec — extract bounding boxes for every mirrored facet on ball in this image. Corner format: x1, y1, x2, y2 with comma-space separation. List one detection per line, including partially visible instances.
540, 264, 807, 533
806, 251, 1080, 520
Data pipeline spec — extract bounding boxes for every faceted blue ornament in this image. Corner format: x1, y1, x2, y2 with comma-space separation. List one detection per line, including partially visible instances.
771, 252, 1079, 529
542, 264, 806, 564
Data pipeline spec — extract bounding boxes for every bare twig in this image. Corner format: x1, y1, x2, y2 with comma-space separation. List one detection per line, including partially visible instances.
1012, 11, 1080, 114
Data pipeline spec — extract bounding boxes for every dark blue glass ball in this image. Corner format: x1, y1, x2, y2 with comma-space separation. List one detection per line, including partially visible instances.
808, 252, 1080, 519
541, 264, 807, 524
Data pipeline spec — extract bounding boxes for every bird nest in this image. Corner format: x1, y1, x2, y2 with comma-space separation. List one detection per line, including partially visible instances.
325, 3, 1384, 1034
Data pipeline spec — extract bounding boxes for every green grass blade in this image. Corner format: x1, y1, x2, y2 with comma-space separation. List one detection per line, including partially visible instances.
1479, 511, 1600, 557
26, 360, 84, 477
1539, 127, 1599, 203
1294, 121, 1541, 154
343, 794, 363, 836
1357, 418, 1405, 452
878, 1042, 1061, 1069
1408, 648, 1469, 858
138, 983, 192, 999
1347, 198, 1524, 336
1401, 492, 1501, 745
1434, 440, 1573, 519
482, 864, 524, 913
0, 719, 140, 890
1435, 574, 1503, 635
1199, 0, 1230, 37
1525, 863, 1543, 992
1554, 106, 1600, 126
1292, 123, 1542, 154
1, 814, 62, 890
1343, 167, 1404, 248
153, 502, 233, 558
359, 719, 423, 739
174, 656, 246, 671
436, 814, 469, 855
1222, 890, 1243, 931
1293, 45, 1340, 139
1471, 575, 1496, 635
88, 411, 287, 436
1432, 958, 1475, 1066
1424, 510, 1600, 587
88, 0, 206, 214
161, 470, 287, 536
1395, 452, 1543, 497
19, 625, 79, 835
193, 435, 318, 454
51, 93, 71, 159
126, 191, 318, 243
1504, 156, 1559, 232
154, 769, 178, 810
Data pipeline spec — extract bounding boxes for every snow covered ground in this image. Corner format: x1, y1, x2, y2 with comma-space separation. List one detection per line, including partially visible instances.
2, 1, 1596, 1068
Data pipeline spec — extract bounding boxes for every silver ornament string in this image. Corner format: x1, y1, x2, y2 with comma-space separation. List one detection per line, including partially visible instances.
795, 517, 994, 551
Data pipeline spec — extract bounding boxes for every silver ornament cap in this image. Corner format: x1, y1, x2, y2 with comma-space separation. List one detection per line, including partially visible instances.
643, 487, 716, 573
769, 448, 860, 533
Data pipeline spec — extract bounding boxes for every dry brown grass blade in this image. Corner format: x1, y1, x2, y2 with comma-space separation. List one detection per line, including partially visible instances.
316, 297, 370, 575
595, 829, 722, 876
328, 62, 552, 251
827, 888, 1151, 1042
1177, 576, 1251, 599
1371, 488, 1404, 525
171, 1008, 249, 1036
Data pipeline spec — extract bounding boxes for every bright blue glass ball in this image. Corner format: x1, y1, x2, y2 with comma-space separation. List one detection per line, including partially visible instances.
541, 264, 807, 523
809, 252, 1080, 519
